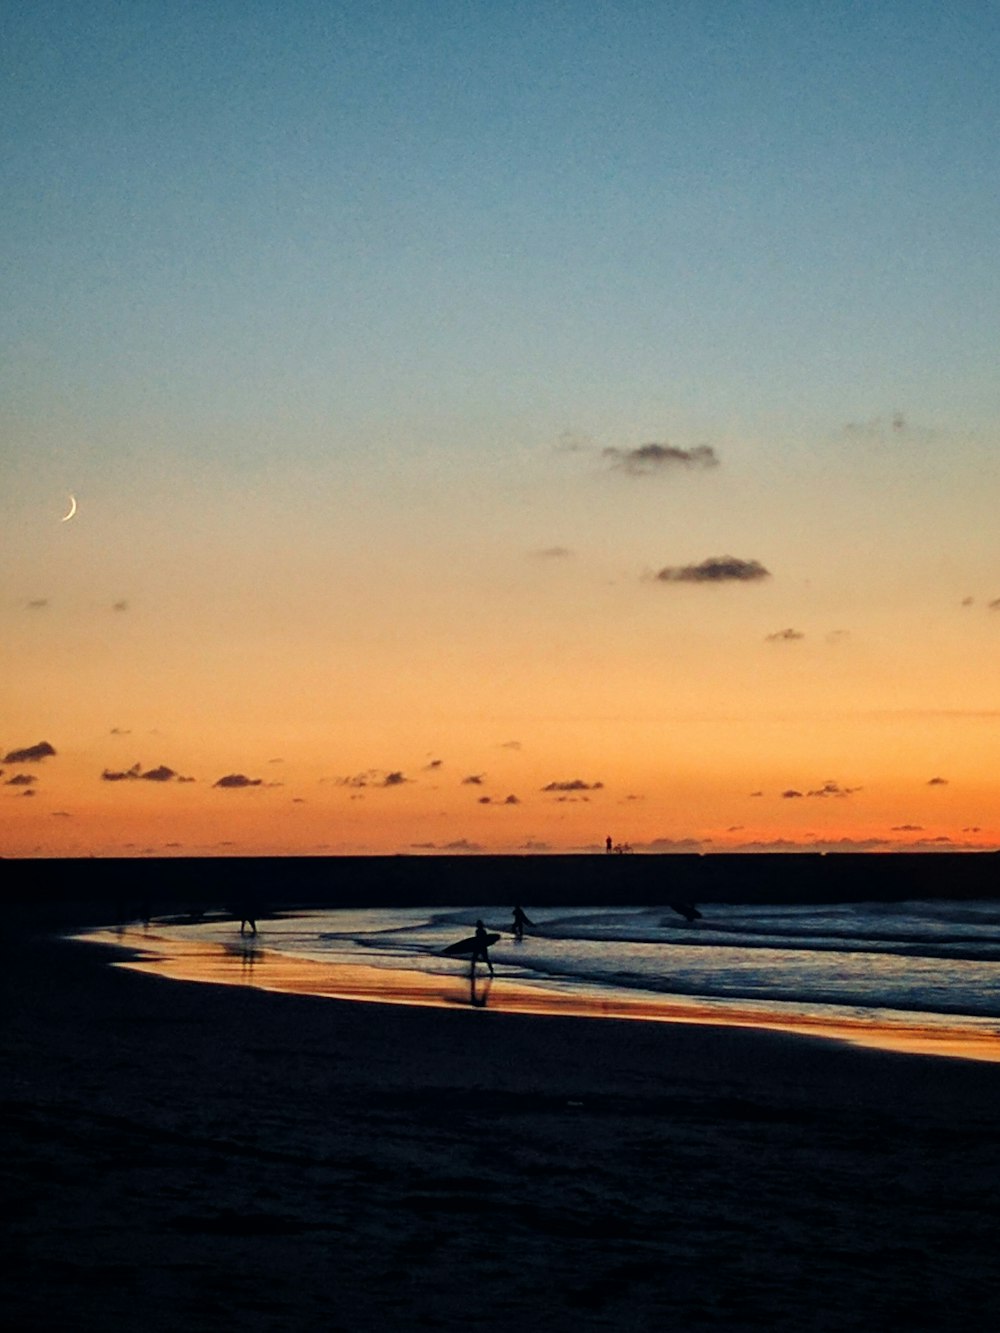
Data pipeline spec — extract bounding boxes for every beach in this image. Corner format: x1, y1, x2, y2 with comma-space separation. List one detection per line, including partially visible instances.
4, 918, 1000, 1331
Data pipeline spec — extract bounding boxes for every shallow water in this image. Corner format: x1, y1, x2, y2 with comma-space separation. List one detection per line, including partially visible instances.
152, 899, 1000, 1045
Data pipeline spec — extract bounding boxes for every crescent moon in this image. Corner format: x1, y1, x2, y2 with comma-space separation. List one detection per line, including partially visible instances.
61, 494, 77, 522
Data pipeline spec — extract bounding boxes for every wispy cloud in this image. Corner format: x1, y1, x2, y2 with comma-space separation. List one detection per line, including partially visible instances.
604, 443, 719, 474
542, 779, 604, 792
5, 773, 37, 786
531, 546, 573, 559
462, 774, 485, 785
806, 780, 862, 798
654, 556, 770, 584
989, 597, 1000, 611
26, 598, 49, 610
2, 741, 56, 763
765, 628, 804, 642
213, 773, 263, 789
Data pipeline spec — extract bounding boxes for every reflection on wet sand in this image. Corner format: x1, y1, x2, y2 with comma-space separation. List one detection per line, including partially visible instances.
78, 928, 1000, 1063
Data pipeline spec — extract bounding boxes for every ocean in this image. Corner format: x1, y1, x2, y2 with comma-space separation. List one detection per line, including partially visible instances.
147, 899, 1000, 1046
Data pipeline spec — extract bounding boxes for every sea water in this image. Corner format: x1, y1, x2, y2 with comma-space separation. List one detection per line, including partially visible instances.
155, 900, 1000, 1041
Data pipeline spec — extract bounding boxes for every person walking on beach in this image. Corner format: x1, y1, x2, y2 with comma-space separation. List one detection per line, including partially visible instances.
511, 904, 533, 942
472, 920, 495, 977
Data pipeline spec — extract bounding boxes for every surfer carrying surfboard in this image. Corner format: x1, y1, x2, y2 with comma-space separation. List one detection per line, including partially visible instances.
472, 920, 495, 977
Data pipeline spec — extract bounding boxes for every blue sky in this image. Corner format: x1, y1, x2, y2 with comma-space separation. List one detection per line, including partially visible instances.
3, 2, 999, 854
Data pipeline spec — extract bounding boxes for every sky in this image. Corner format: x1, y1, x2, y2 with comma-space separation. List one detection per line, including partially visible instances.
3, 0, 999, 857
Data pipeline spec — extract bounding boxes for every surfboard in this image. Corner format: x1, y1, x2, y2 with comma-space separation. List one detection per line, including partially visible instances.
442, 932, 500, 957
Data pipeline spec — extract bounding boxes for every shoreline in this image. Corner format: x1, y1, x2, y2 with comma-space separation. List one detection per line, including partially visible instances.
80, 926, 1000, 1064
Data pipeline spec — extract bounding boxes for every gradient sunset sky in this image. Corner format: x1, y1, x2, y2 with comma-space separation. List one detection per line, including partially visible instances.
3, 1, 998, 857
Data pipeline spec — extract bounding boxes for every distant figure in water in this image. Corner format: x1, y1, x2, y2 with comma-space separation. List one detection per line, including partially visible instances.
606, 835, 613, 854
511, 904, 533, 942
240, 908, 257, 936
472, 920, 495, 977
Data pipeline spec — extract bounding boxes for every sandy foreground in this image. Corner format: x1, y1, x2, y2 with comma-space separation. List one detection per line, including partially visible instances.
3, 922, 1000, 1331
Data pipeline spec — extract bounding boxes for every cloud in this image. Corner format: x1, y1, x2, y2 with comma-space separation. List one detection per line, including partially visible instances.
442, 838, 484, 852
636, 837, 705, 852
927, 776, 949, 786
499, 740, 522, 751
961, 597, 974, 607
478, 795, 491, 804
520, 839, 551, 851
20, 789, 36, 797
110, 727, 131, 736
989, 598, 1000, 611
806, 781, 862, 798
503, 794, 520, 805
542, 779, 604, 792
424, 758, 443, 770
5, 773, 37, 786
532, 546, 573, 559
891, 824, 924, 831
337, 769, 410, 789
462, 774, 485, 785
654, 556, 770, 584
112, 600, 129, 612
101, 762, 191, 783
213, 773, 263, 788
3, 741, 56, 763
604, 442, 719, 474
781, 789, 803, 799
765, 628, 804, 642
26, 599, 48, 610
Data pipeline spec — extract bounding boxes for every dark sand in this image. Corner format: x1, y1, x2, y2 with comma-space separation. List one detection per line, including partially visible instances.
4, 921, 1000, 1331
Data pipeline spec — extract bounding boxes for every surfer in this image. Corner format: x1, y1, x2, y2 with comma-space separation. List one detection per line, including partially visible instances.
472, 920, 495, 977
511, 904, 533, 942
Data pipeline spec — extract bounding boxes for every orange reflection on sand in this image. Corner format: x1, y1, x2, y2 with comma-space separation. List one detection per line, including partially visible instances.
81, 929, 1000, 1064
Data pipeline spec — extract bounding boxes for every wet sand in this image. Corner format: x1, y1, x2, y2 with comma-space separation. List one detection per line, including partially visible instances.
84, 926, 1000, 1064
4, 921, 1000, 1330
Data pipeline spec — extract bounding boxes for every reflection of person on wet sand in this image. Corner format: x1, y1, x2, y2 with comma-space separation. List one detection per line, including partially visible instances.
471, 920, 494, 977
511, 904, 533, 942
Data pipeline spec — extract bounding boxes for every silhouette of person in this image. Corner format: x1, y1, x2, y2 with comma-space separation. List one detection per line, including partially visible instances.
240, 907, 257, 935
511, 904, 533, 942
471, 920, 494, 977
606, 835, 613, 854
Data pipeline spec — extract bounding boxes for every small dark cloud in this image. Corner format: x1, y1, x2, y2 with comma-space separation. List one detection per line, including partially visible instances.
806, 781, 862, 798
963, 826, 982, 833
101, 762, 190, 783
110, 727, 131, 736
532, 546, 573, 559
26, 599, 48, 610
214, 773, 263, 789
961, 597, 974, 607
542, 779, 604, 792
6, 773, 37, 786
52, 810, 71, 817
424, 758, 443, 770
927, 776, 949, 786
989, 598, 1000, 611
781, 789, 804, 799
478, 795, 492, 804
292, 797, 306, 804
3, 741, 56, 763
604, 442, 719, 474
442, 838, 484, 852
381, 771, 408, 787
337, 769, 410, 789
749, 790, 764, 797
655, 556, 770, 584
462, 774, 485, 785
112, 600, 129, 613
765, 628, 804, 642
892, 824, 924, 831
268, 757, 284, 764
20, 788, 37, 797
520, 839, 550, 851
503, 794, 519, 805
499, 740, 522, 751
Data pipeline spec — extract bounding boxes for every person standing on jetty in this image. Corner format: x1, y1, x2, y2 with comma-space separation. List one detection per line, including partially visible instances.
511, 904, 533, 942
